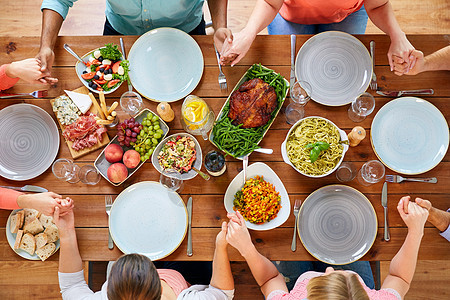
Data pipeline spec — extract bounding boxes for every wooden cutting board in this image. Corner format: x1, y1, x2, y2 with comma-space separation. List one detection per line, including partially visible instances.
50, 86, 110, 159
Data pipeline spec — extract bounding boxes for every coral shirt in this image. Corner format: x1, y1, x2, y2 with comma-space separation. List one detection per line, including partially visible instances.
0, 64, 20, 91
279, 0, 364, 24
0, 188, 22, 210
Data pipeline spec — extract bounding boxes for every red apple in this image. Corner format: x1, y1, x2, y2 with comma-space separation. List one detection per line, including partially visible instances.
107, 163, 128, 183
123, 149, 140, 169
105, 144, 123, 163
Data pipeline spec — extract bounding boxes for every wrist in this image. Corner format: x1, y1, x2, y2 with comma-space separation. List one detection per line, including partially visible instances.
389, 30, 406, 41
407, 228, 424, 239
5, 63, 19, 79
16, 194, 30, 208
241, 26, 258, 41
59, 227, 77, 239
239, 243, 257, 258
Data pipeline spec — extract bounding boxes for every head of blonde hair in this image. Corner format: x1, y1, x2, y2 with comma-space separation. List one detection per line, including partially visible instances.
306, 272, 370, 300
107, 253, 162, 300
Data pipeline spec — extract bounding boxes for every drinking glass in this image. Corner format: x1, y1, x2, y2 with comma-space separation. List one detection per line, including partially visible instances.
285, 81, 312, 125
52, 158, 80, 183
181, 95, 215, 140
348, 92, 375, 122
335, 162, 357, 182
357, 160, 385, 186
120, 91, 143, 117
79, 165, 101, 185
159, 169, 183, 192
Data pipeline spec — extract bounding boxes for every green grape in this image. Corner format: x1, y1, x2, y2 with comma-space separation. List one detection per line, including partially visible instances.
151, 116, 158, 122
144, 154, 150, 160
147, 113, 153, 119
135, 146, 140, 152
156, 129, 164, 134
153, 124, 160, 130
145, 139, 150, 145
148, 125, 153, 131
154, 133, 161, 139
139, 130, 145, 137
130, 142, 135, 146
152, 138, 158, 144
148, 148, 154, 155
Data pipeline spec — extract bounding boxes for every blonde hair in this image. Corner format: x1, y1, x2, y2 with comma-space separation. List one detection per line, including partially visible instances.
107, 253, 162, 300
306, 272, 370, 300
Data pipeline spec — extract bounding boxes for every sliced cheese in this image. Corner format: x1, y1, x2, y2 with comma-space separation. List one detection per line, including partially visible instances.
65, 90, 93, 114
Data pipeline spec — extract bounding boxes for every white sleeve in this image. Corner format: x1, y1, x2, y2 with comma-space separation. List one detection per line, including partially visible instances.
58, 270, 103, 300
177, 284, 234, 300
440, 210, 450, 242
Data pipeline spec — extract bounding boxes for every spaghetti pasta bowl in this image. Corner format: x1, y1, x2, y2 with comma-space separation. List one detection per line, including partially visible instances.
281, 116, 349, 178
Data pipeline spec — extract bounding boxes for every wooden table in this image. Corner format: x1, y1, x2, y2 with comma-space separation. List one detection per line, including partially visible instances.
0, 35, 449, 263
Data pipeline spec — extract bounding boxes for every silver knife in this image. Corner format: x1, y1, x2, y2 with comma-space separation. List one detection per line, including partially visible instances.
187, 196, 193, 256
290, 34, 296, 89
376, 89, 434, 97
0, 185, 48, 193
381, 182, 390, 241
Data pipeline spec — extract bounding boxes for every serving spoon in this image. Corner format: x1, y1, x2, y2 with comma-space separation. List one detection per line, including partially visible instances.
63, 44, 85, 64
192, 166, 210, 181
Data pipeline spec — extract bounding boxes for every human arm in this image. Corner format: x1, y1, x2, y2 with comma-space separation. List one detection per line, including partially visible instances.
393, 46, 450, 76
210, 221, 234, 291
415, 198, 450, 232
226, 211, 287, 297
363, 0, 415, 71
36, 6, 66, 83
219, 0, 283, 66
380, 196, 429, 298
4, 58, 58, 85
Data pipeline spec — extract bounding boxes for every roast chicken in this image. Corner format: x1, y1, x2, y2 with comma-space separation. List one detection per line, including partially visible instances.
228, 78, 278, 128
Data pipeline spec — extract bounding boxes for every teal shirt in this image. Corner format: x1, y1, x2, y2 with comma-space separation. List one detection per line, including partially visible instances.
41, 0, 205, 34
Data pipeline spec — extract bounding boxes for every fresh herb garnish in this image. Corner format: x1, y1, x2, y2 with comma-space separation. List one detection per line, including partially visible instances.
100, 43, 122, 61
305, 141, 330, 163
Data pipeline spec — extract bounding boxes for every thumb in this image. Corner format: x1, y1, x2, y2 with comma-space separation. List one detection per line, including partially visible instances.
231, 53, 244, 67
221, 221, 228, 233
397, 202, 407, 220
388, 52, 394, 72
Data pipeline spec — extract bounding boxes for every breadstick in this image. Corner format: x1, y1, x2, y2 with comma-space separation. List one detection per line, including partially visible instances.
94, 116, 101, 121
107, 115, 115, 121
107, 101, 119, 115
88, 93, 105, 119
96, 119, 113, 125
99, 91, 109, 118
111, 111, 117, 117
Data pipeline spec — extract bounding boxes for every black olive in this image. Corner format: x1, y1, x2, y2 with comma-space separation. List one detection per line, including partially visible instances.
82, 70, 87, 74
99, 68, 105, 73
98, 56, 103, 62
94, 75, 100, 80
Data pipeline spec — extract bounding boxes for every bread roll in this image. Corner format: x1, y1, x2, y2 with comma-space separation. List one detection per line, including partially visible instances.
14, 230, 24, 250
44, 225, 59, 243
36, 243, 56, 261
23, 218, 44, 235
19, 233, 36, 255
10, 214, 20, 234
23, 208, 41, 225
35, 232, 48, 249
39, 214, 54, 228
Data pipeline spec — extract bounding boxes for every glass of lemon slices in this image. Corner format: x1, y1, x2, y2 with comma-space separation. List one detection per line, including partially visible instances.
181, 95, 215, 140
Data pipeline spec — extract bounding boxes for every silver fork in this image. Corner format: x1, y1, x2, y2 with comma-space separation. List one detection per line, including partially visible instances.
291, 199, 302, 252
105, 195, 114, 250
385, 175, 437, 183
369, 41, 377, 91
213, 45, 227, 90
0, 90, 48, 99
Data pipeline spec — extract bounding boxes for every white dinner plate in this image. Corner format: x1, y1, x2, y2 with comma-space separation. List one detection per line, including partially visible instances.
224, 162, 290, 231
295, 31, 372, 106
298, 185, 377, 265
128, 27, 204, 102
151, 133, 202, 181
6, 209, 60, 260
371, 97, 449, 174
109, 181, 187, 260
0, 104, 60, 180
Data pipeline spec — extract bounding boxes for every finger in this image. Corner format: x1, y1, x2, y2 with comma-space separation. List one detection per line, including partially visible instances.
397, 201, 407, 219
221, 221, 228, 234
388, 53, 394, 71
38, 78, 48, 84
393, 56, 404, 64
49, 192, 62, 198
231, 53, 244, 67
53, 206, 60, 222
236, 210, 246, 224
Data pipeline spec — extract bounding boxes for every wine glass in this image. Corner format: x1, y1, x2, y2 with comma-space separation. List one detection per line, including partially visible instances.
285, 81, 312, 124
357, 160, 385, 186
79, 165, 101, 185
119, 37, 143, 117
159, 169, 183, 192
348, 92, 375, 122
52, 158, 80, 183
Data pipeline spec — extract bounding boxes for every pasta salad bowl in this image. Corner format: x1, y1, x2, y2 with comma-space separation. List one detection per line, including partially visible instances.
281, 116, 349, 178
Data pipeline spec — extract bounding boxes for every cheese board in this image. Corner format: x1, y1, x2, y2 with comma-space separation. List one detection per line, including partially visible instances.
50, 86, 110, 159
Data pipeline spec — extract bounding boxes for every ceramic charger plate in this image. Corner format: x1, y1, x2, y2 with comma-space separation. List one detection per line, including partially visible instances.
6, 209, 60, 260
0, 103, 60, 180
371, 97, 449, 174
224, 162, 290, 230
109, 181, 187, 260
295, 31, 372, 106
298, 185, 377, 265
128, 27, 204, 102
